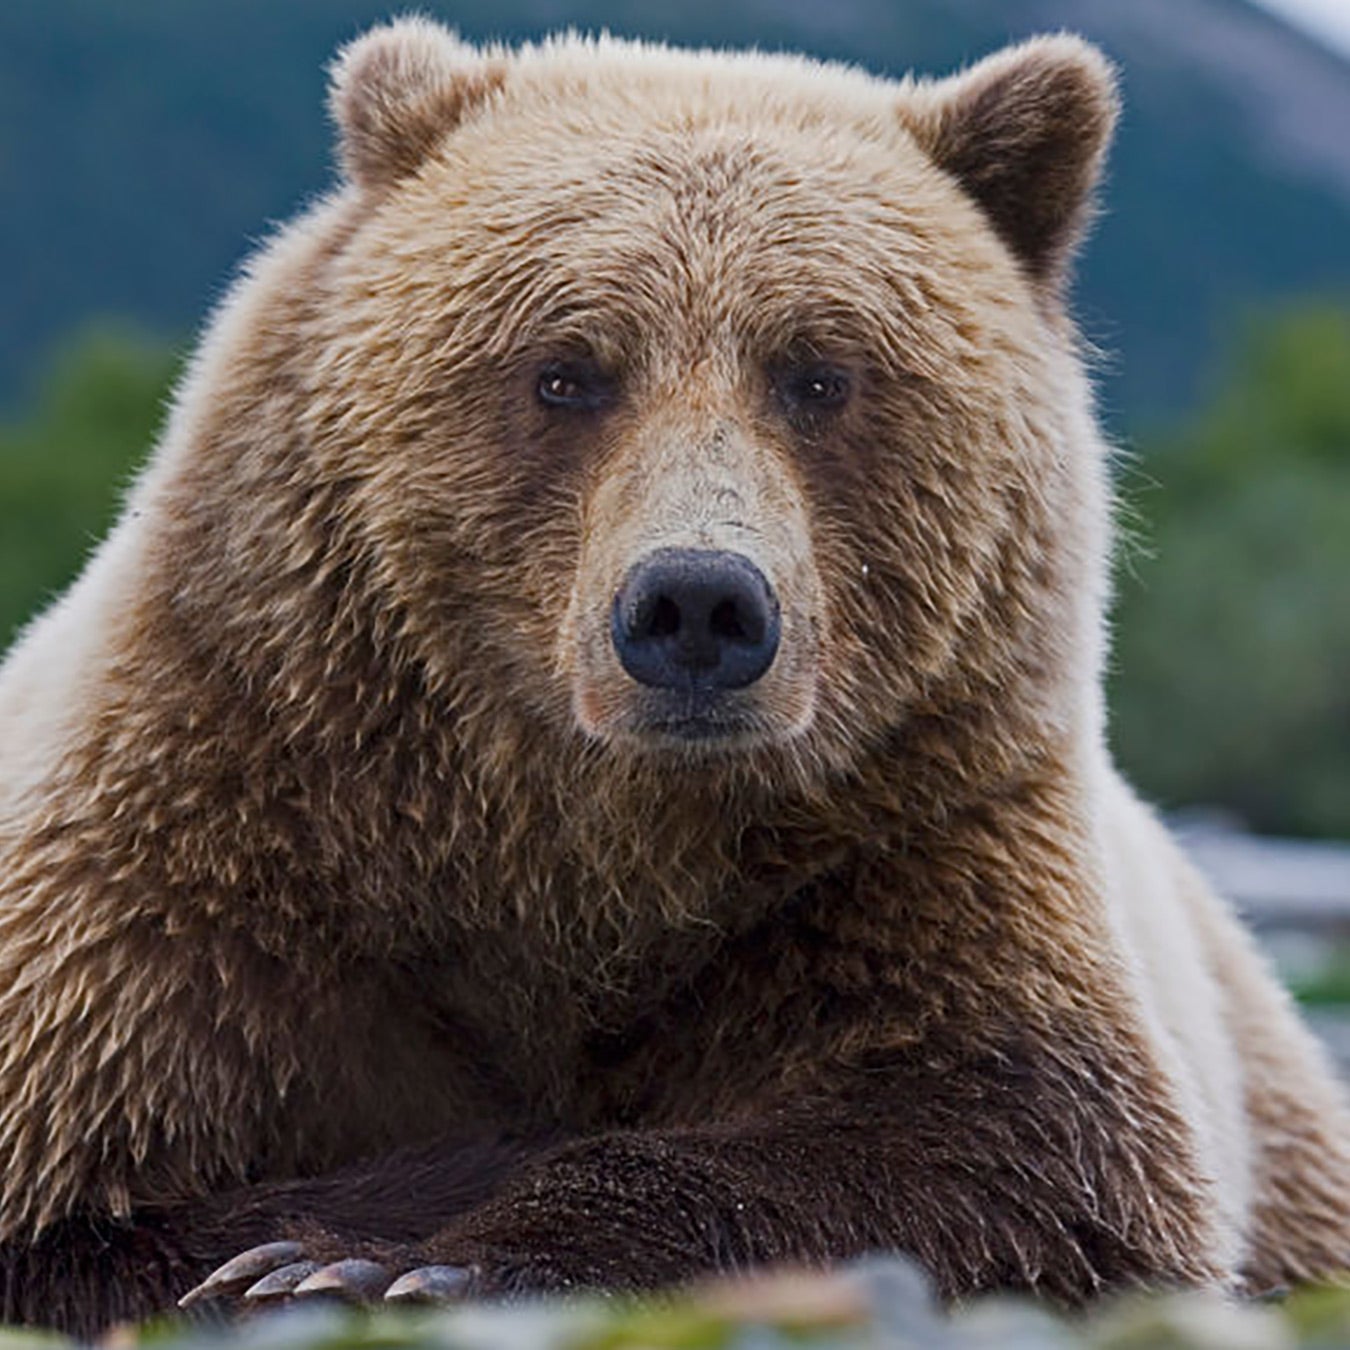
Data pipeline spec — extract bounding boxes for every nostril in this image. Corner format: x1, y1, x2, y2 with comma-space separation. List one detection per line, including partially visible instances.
648, 595, 681, 638
709, 599, 748, 643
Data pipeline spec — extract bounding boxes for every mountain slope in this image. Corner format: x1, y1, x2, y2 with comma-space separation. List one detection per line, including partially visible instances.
0, 0, 1347, 423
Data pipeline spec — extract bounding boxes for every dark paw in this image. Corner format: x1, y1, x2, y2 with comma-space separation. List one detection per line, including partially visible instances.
180, 1241, 480, 1309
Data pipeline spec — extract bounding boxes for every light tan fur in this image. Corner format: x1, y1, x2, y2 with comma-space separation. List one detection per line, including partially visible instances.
1, 23, 1348, 1324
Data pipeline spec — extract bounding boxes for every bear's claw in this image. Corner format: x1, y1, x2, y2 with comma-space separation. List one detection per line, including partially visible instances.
292, 1259, 394, 1301
181, 1244, 480, 1310
244, 1261, 324, 1301
179, 1241, 305, 1307
383, 1265, 477, 1303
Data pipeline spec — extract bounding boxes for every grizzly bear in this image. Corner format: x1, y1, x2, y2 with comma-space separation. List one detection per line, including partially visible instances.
1, 17, 1348, 1336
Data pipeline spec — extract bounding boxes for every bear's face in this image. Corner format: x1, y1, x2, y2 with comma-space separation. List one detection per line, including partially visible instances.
308, 26, 1117, 776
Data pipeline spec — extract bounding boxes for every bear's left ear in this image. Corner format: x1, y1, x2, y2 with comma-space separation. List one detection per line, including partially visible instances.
899, 35, 1119, 288
328, 17, 507, 193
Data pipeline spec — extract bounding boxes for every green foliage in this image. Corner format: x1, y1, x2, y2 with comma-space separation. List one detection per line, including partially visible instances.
0, 325, 179, 649
1110, 304, 1350, 837
1288, 955, 1350, 1006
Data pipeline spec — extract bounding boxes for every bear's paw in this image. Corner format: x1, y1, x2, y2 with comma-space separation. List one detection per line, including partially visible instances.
181, 1239, 498, 1309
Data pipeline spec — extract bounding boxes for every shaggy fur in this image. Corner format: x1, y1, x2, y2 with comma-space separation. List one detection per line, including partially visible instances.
2, 20, 1349, 1335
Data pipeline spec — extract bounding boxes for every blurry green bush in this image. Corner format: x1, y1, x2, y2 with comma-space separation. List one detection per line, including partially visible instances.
2, 307, 1347, 838
1111, 305, 1350, 838
0, 324, 178, 649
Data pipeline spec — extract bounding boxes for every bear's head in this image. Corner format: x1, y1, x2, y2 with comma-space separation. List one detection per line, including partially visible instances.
170, 21, 1119, 797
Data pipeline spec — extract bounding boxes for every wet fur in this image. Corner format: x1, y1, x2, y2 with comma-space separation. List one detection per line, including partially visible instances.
2, 22, 1349, 1335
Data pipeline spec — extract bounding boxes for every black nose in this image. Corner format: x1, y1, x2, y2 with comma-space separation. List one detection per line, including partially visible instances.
611, 548, 781, 691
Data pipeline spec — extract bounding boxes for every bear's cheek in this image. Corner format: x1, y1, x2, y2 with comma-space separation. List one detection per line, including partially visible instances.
773, 396, 1031, 752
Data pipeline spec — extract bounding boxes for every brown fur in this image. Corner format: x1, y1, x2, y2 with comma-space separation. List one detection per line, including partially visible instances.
1, 22, 1348, 1336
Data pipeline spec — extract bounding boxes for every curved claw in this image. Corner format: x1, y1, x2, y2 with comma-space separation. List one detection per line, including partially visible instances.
292, 1259, 393, 1302
179, 1241, 306, 1308
243, 1260, 323, 1301
384, 1264, 477, 1304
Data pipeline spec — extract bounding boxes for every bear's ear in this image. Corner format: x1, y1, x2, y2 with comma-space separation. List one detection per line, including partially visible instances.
328, 18, 506, 193
899, 35, 1119, 288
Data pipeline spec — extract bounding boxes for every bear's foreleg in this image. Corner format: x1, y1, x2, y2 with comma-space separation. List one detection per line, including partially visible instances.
0, 1133, 544, 1336
186, 1039, 1225, 1309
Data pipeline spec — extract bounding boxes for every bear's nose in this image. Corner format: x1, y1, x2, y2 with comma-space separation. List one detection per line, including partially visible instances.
611, 548, 781, 691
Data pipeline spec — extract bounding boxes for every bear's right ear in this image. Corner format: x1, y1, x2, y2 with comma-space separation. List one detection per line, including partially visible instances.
898, 35, 1119, 289
328, 18, 506, 193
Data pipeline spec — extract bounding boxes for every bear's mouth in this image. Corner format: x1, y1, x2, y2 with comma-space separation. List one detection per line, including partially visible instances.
571, 671, 813, 754
643, 712, 758, 743
617, 688, 774, 749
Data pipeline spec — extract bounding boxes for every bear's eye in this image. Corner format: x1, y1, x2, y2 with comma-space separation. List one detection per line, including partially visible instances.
536, 362, 613, 412
777, 364, 851, 413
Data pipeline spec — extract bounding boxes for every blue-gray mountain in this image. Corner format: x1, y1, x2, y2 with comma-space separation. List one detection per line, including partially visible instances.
1, 0, 1348, 423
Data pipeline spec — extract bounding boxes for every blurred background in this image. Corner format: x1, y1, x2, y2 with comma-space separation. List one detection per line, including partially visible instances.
1, 0, 1348, 987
